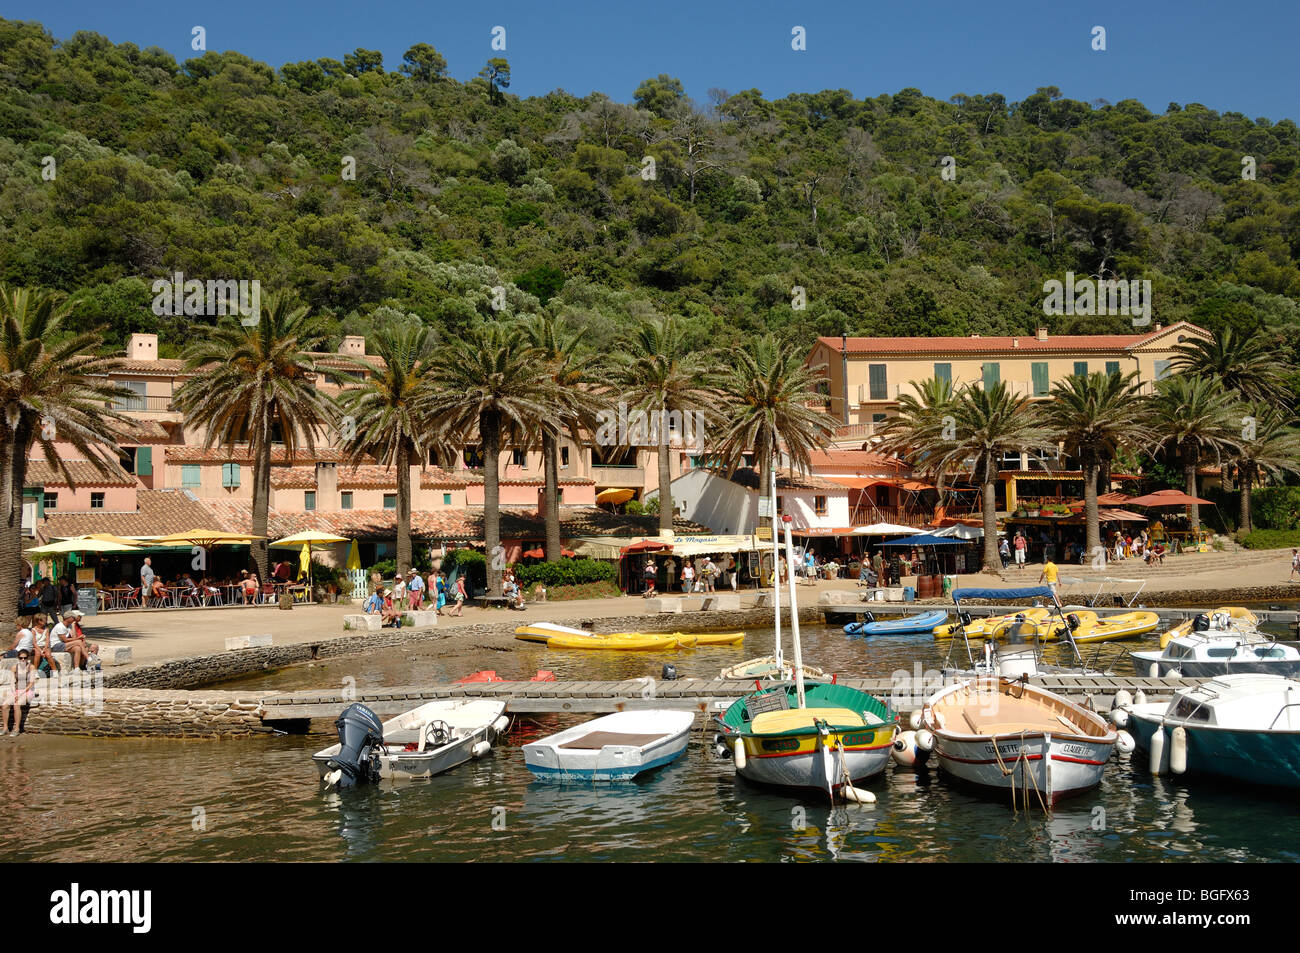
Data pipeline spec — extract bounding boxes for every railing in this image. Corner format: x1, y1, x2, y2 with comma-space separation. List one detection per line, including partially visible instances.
592, 464, 645, 484
112, 395, 174, 412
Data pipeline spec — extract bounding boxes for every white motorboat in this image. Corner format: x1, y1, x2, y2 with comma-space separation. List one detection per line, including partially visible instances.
923, 676, 1117, 804
1120, 674, 1300, 788
1131, 630, 1300, 679
314, 699, 509, 785
523, 710, 695, 781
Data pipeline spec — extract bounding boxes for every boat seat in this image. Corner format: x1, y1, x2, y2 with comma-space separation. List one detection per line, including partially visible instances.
750, 707, 867, 733
559, 731, 668, 750
743, 690, 791, 721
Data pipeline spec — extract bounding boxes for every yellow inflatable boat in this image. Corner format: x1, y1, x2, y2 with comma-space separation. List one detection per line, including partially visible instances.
514, 622, 743, 651
932, 607, 1056, 640
1054, 610, 1160, 644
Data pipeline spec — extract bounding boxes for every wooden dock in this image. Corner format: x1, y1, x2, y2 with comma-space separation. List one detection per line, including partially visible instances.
256, 674, 1197, 722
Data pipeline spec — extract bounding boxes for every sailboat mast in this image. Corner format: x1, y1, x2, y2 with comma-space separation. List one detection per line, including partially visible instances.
782, 515, 807, 709
771, 462, 782, 670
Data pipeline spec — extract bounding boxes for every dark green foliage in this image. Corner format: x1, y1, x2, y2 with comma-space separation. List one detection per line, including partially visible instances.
1249, 486, 1300, 530
2, 18, 1300, 374
511, 557, 616, 589
1239, 529, 1300, 549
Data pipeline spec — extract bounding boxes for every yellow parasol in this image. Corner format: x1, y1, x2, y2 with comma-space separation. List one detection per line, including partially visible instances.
596, 487, 635, 505
147, 529, 264, 547
298, 543, 311, 580
270, 531, 350, 597
346, 539, 361, 571
26, 536, 140, 556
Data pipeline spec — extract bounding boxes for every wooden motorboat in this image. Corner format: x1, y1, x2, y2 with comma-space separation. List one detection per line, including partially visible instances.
1120, 674, 1300, 788
922, 676, 1117, 804
523, 710, 695, 781
314, 699, 508, 784
719, 656, 830, 681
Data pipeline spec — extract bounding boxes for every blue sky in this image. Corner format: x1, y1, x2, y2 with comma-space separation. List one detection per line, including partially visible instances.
6, 0, 1298, 121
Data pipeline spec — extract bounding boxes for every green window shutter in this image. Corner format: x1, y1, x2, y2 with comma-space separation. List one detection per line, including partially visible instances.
443, 493, 451, 505
1031, 362, 1049, 396
982, 362, 1000, 390
868, 364, 888, 400
136, 446, 152, 476
1105, 361, 1121, 377
933, 363, 951, 384
181, 464, 200, 487
222, 463, 241, 488
1073, 361, 1088, 378
1154, 359, 1172, 381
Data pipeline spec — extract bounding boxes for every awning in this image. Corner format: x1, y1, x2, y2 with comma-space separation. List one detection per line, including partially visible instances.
881, 533, 969, 547
790, 527, 854, 537
1127, 489, 1213, 507
853, 522, 917, 535
667, 534, 758, 556
931, 523, 984, 540
1098, 508, 1148, 523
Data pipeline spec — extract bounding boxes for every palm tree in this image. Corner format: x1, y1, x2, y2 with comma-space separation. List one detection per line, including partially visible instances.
607, 316, 716, 534
885, 381, 1049, 572
1226, 404, 1300, 533
338, 324, 442, 575
429, 322, 559, 596
1146, 374, 1241, 537
525, 314, 608, 563
1168, 326, 1291, 409
1038, 371, 1151, 564
876, 376, 958, 496
0, 286, 133, 623
174, 292, 337, 581
710, 333, 837, 532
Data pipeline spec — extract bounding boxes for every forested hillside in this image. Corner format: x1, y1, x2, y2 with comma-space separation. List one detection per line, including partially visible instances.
2, 18, 1299, 376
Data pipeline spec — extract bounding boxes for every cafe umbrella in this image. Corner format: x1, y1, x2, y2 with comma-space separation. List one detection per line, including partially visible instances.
270, 531, 350, 597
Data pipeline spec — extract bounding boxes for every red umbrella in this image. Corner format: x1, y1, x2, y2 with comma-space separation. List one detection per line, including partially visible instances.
619, 538, 672, 557
1126, 489, 1213, 507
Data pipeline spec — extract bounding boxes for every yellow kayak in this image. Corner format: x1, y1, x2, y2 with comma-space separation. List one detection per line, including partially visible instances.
1159, 607, 1258, 648
932, 607, 1056, 640
1055, 610, 1160, 644
671, 631, 745, 648
544, 631, 678, 651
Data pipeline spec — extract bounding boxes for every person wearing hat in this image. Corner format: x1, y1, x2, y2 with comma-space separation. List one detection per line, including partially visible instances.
380, 588, 402, 627
52, 609, 97, 670
1, 648, 36, 734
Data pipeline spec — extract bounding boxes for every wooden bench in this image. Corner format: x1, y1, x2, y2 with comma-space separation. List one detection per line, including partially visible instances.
473, 595, 515, 609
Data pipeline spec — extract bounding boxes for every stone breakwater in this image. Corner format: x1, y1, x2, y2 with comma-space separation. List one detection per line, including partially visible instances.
24, 604, 823, 738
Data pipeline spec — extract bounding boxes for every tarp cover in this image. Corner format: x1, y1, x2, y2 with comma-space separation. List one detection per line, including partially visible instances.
952, 586, 1055, 602
880, 533, 967, 546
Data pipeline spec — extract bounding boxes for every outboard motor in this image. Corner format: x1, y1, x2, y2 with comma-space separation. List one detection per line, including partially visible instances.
861, 612, 875, 625
1065, 613, 1081, 632
957, 611, 972, 627
1192, 613, 1211, 633
326, 703, 385, 786
662, 663, 678, 681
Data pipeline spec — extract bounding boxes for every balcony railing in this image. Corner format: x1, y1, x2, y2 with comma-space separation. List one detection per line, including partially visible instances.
112, 395, 174, 412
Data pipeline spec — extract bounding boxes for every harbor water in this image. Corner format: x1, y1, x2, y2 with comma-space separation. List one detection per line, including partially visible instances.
3, 614, 1298, 862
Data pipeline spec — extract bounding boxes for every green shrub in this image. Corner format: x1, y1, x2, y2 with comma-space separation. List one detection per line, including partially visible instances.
1250, 486, 1300, 531
442, 548, 486, 594
1239, 529, 1300, 550
512, 557, 616, 589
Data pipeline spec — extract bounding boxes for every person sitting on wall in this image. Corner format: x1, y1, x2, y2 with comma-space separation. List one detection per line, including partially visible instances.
363, 587, 383, 614
380, 588, 403, 627
502, 572, 526, 610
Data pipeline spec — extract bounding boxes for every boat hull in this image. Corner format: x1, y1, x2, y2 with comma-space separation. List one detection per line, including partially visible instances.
931, 733, 1113, 803
523, 710, 694, 782
1128, 709, 1300, 789
732, 726, 894, 789
1130, 652, 1300, 679
845, 610, 947, 637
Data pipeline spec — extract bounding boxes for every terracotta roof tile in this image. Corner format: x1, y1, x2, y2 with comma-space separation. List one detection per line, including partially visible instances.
808, 450, 906, 473
726, 468, 847, 492
39, 488, 214, 539
26, 458, 137, 489
814, 322, 1210, 356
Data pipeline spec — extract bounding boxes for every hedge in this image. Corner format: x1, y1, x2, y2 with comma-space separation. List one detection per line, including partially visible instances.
1250, 486, 1300, 532
512, 557, 616, 589
1239, 529, 1300, 550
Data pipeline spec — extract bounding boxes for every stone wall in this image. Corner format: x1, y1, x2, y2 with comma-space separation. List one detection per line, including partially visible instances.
19, 686, 268, 738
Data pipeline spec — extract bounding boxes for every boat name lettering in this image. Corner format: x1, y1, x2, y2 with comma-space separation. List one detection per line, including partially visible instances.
841, 732, 875, 747
762, 738, 800, 752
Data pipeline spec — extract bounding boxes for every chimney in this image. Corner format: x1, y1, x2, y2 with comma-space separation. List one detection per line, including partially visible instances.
1036, 327, 1048, 342
128, 333, 159, 361
316, 462, 338, 511
1155, 322, 1163, 331
969, 333, 980, 339
338, 335, 366, 357
1011, 336, 1019, 348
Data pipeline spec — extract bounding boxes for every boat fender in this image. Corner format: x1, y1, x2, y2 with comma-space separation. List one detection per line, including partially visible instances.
1169, 726, 1187, 775
491, 716, 510, 736
1113, 689, 1132, 710
1149, 726, 1167, 775
471, 741, 492, 760
1148, 662, 1160, 679
1134, 690, 1147, 706
1165, 668, 1183, 681
734, 739, 747, 770
1115, 730, 1135, 756
915, 728, 935, 753
1110, 707, 1129, 729
841, 784, 876, 805
908, 710, 923, 731
713, 734, 730, 758
891, 730, 919, 767
323, 768, 343, 787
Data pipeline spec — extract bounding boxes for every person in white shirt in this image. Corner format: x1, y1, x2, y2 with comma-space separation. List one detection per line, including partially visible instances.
4, 621, 34, 658
681, 561, 695, 593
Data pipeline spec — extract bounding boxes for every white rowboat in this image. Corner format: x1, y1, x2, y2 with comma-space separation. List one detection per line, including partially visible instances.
523, 710, 695, 781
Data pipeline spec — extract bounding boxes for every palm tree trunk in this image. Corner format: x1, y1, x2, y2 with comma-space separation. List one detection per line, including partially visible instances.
1184, 444, 1201, 537
482, 409, 502, 597
981, 477, 1000, 573
1097, 458, 1111, 497
543, 432, 561, 562
1082, 450, 1101, 564
251, 439, 271, 580
0, 422, 32, 626
657, 402, 672, 534
396, 439, 411, 574
1239, 465, 1253, 534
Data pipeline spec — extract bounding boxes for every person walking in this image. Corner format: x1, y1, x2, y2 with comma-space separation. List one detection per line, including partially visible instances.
1291, 549, 1299, 583
140, 557, 155, 593
406, 567, 424, 610
999, 535, 1011, 569
1038, 559, 1060, 597
447, 575, 466, 616
665, 558, 677, 593
1013, 531, 1027, 570
642, 558, 657, 598
726, 555, 738, 590
681, 560, 695, 594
